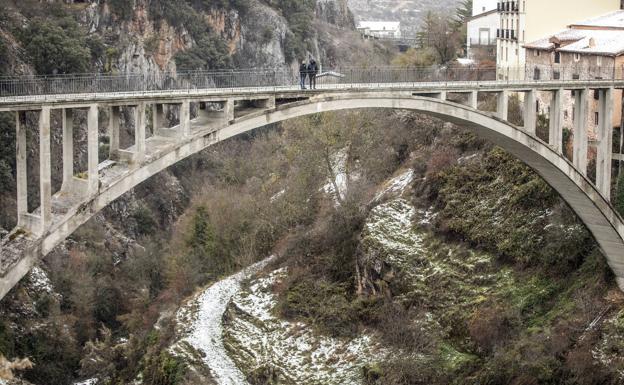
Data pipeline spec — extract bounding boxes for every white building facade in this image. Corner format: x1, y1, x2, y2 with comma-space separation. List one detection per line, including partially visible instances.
357, 21, 402, 39
467, 8, 499, 60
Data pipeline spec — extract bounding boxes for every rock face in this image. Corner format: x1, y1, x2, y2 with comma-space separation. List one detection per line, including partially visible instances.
316, 0, 355, 28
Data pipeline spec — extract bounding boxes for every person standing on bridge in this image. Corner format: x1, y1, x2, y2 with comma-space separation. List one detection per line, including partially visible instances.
308, 58, 318, 89
299, 61, 308, 90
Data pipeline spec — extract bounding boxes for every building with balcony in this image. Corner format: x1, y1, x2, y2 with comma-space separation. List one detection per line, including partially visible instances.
466, 0, 499, 61
496, 0, 621, 80
524, 11, 624, 137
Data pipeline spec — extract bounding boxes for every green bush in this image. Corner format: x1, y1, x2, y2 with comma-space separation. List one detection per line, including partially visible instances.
20, 18, 91, 74
175, 33, 232, 71
142, 352, 186, 385
429, 147, 593, 271
132, 205, 158, 235
108, 0, 134, 20
279, 278, 360, 337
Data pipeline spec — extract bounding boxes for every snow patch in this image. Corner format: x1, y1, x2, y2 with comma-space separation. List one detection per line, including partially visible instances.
270, 189, 285, 203
322, 148, 349, 203
28, 266, 54, 294
373, 169, 415, 202
172, 256, 276, 385
73, 379, 97, 385
224, 269, 385, 384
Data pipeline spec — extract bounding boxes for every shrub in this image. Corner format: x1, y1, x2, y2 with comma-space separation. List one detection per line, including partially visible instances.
132, 205, 158, 236
175, 33, 232, 71
20, 18, 91, 74
108, 0, 134, 20
142, 352, 186, 385
468, 302, 517, 355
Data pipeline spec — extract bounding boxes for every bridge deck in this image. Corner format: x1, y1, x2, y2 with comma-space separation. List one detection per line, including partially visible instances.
2, 79, 624, 110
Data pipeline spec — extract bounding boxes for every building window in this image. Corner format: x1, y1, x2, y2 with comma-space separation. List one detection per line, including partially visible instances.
594, 89, 600, 100
573, 74, 580, 80
553, 71, 561, 80
574, 53, 581, 62
534, 67, 541, 80
555, 52, 561, 63
536, 100, 540, 113
595, 112, 599, 125
597, 56, 602, 66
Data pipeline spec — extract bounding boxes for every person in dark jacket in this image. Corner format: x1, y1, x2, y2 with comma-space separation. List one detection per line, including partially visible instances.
299, 61, 308, 89
307, 58, 318, 89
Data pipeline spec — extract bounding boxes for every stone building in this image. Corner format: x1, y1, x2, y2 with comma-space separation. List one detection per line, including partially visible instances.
524, 11, 624, 139
496, 0, 620, 80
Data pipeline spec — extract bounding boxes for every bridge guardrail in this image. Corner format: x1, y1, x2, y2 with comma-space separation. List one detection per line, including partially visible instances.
0, 65, 622, 98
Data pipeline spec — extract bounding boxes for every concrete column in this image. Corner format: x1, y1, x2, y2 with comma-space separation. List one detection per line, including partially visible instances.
180, 100, 191, 137
61, 108, 74, 191
16, 111, 27, 226
153, 103, 164, 132
469, 91, 478, 109
264, 96, 276, 109
496, 90, 508, 120
523, 89, 537, 135
87, 105, 99, 195
39, 107, 52, 232
597, 87, 614, 199
573, 89, 589, 174
548, 88, 564, 153
224, 99, 235, 123
135, 103, 146, 162
109, 106, 120, 159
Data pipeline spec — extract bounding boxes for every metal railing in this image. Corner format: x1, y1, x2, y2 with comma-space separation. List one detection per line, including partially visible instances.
0, 65, 622, 99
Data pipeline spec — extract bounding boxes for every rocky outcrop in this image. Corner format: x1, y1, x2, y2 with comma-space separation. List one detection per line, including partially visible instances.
316, 0, 355, 28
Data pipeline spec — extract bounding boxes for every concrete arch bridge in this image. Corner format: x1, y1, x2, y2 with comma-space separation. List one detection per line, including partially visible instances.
0, 67, 623, 300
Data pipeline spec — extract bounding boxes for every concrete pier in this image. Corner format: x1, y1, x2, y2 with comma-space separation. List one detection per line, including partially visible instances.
573, 89, 588, 174
87, 105, 99, 195
153, 103, 164, 133
181, 100, 190, 137
39, 107, 52, 232
469, 91, 478, 110
109, 106, 120, 159
597, 87, 614, 199
62, 108, 74, 191
549, 89, 564, 153
496, 90, 509, 120
15, 111, 27, 227
134, 103, 146, 163
524, 90, 536, 135
224, 99, 235, 123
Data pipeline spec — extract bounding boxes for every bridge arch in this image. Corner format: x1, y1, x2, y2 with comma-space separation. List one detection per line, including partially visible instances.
2, 92, 624, 299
